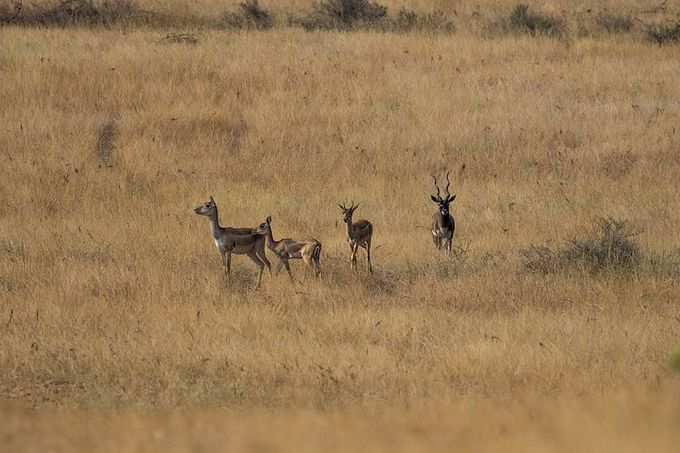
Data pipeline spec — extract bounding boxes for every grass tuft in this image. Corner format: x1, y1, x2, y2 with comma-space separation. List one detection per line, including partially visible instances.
521, 218, 642, 275
647, 22, 680, 45
495, 4, 565, 38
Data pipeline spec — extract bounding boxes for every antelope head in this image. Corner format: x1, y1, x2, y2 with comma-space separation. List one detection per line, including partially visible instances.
194, 195, 217, 216
431, 172, 456, 217
256, 215, 273, 235
338, 201, 360, 224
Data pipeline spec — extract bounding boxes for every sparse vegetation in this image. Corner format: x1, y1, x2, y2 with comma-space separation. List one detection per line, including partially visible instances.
3, 1, 680, 451
292, 0, 388, 31
521, 218, 641, 275
647, 21, 680, 45
391, 8, 455, 33
224, 0, 273, 30
596, 13, 634, 34
0, 0, 139, 27
499, 4, 565, 38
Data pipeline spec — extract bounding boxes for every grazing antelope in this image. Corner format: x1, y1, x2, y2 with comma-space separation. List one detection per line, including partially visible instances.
255, 216, 322, 280
193, 196, 271, 289
430, 172, 456, 255
338, 202, 373, 273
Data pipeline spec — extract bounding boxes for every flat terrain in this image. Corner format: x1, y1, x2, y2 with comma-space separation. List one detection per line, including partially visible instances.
1, 1, 680, 450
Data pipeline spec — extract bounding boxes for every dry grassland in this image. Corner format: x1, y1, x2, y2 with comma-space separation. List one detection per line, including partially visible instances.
1, 4, 680, 450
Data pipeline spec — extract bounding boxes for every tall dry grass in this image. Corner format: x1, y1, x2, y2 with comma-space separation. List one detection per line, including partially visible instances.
1, 10, 680, 451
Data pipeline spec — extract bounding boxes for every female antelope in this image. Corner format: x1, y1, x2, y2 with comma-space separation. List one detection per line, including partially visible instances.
256, 216, 322, 280
194, 196, 271, 289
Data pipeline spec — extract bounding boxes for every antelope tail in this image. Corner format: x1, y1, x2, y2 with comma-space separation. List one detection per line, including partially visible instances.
312, 241, 322, 263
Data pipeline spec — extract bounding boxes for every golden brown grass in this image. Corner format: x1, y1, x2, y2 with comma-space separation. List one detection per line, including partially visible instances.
1, 12, 680, 451
4, 387, 680, 452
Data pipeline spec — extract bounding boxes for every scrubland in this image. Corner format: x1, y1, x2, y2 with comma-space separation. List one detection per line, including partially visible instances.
1, 1, 680, 451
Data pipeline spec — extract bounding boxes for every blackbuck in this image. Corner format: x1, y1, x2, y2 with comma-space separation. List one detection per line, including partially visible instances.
194, 196, 271, 289
430, 172, 456, 254
255, 216, 322, 280
338, 202, 373, 273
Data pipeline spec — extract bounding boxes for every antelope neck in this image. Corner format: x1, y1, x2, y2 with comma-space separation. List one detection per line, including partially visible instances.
208, 209, 222, 239
345, 218, 354, 237
265, 228, 279, 249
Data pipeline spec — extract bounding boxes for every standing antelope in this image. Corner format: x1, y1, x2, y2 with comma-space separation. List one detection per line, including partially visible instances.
255, 216, 322, 280
430, 172, 456, 255
194, 196, 271, 289
338, 202, 373, 273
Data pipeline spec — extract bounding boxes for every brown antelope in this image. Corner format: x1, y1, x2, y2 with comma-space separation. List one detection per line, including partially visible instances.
430, 172, 456, 254
194, 196, 271, 289
338, 202, 373, 273
255, 216, 322, 280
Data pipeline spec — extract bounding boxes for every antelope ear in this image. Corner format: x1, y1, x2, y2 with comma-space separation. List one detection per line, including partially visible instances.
266, 216, 272, 224
431, 195, 440, 203
338, 204, 345, 210
447, 195, 456, 203
209, 195, 215, 202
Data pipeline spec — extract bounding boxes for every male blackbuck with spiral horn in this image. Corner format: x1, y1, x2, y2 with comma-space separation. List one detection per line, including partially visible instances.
338, 201, 373, 273
194, 196, 271, 289
430, 172, 456, 255
256, 216, 322, 280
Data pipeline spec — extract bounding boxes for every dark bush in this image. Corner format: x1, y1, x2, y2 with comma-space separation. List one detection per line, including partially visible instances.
521, 218, 642, 275
647, 22, 680, 45
294, 0, 388, 31
0, 0, 208, 28
96, 117, 118, 168
0, 0, 138, 27
596, 13, 633, 34
224, 0, 273, 30
391, 8, 455, 34
507, 4, 565, 38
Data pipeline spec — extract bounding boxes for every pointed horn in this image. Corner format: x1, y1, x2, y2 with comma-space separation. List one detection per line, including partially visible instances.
444, 171, 451, 197
432, 175, 441, 199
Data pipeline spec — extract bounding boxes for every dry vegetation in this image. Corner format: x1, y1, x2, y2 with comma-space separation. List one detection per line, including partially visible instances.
2, 0, 680, 451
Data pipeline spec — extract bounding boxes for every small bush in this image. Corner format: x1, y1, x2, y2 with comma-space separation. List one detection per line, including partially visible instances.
596, 13, 633, 34
96, 117, 118, 168
294, 0, 388, 31
647, 22, 680, 45
391, 8, 455, 34
506, 4, 565, 38
224, 0, 273, 30
521, 218, 642, 275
